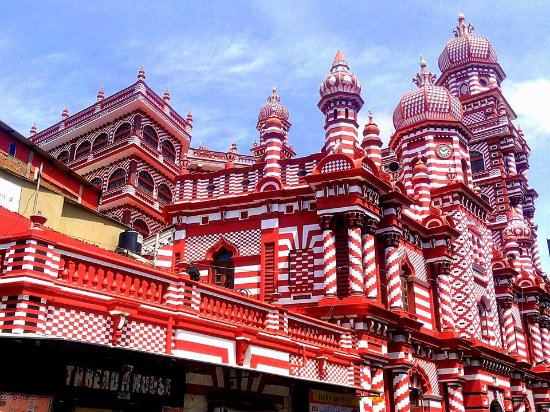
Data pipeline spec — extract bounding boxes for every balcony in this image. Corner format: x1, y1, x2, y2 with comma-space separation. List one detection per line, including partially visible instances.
101, 183, 161, 214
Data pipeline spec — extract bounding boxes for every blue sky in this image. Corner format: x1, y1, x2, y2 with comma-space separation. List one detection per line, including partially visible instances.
1, 1, 549, 270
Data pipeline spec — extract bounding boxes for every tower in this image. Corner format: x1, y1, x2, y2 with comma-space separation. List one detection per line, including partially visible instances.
318, 50, 364, 156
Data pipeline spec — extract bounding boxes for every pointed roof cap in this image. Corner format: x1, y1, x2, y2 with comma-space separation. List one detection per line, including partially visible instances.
331, 49, 350, 72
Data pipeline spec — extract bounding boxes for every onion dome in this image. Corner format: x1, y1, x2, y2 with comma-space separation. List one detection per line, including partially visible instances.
503, 210, 532, 242
319, 50, 361, 98
257, 87, 290, 131
393, 57, 463, 131
412, 159, 429, 175
438, 14, 498, 73
363, 109, 380, 137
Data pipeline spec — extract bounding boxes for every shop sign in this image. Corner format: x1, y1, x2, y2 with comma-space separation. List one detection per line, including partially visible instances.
309, 390, 359, 412
0, 392, 52, 412
65, 364, 172, 401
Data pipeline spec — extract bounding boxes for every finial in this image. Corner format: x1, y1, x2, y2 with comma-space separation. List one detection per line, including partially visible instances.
97, 87, 105, 102
453, 13, 474, 37
368, 108, 374, 123
30, 123, 37, 136
267, 87, 281, 103
413, 56, 436, 87
186, 111, 193, 124
62, 106, 69, 120
229, 140, 238, 153
163, 89, 170, 103
331, 49, 350, 73
137, 66, 146, 81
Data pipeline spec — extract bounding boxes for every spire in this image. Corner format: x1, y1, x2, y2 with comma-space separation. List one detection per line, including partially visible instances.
331, 49, 350, 73
97, 87, 105, 102
137, 66, 146, 81
413, 56, 436, 87
163, 89, 170, 103
453, 12, 474, 37
61, 106, 69, 120
30, 123, 37, 136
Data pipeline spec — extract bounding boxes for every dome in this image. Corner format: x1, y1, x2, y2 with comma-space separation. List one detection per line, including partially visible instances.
438, 14, 498, 73
363, 110, 380, 137
503, 211, 532, 242
257, 88, 290, 130
393, 57, 463, 131
319, 50, 361, 98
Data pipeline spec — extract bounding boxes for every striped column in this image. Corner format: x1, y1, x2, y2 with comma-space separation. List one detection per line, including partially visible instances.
363, 219, 379, 300
261, 119, 283, 179
528, 315, 544, 364
500, 298, 517, 354
320, 215, 337, 298
531, 240, 543, 273
507, 152, 517, 176
513, 399, 526, 412
372, 367, 385, 412
541, 322, 550, 363
447, 383, 466, 412
347, 212, 364, 295
392, 370, 411, 412
436, 262, 454, 330
385, 233, 402, 310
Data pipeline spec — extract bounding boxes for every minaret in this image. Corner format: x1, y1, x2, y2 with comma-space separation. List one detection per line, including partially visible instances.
318, 50, 363, 157
361, 109, 382, 168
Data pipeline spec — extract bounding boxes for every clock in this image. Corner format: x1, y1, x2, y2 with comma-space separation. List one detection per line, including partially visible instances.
436, 144, 452, 159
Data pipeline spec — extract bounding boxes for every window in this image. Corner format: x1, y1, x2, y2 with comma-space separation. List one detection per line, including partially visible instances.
333, 109, 338, 120
409, 371, 427, 412
157, 183, 172, 205
400, 263, 413, 312
114, 123, 131, 142
93, 133, 109, 152
142, 125, 159, 148
132, 219, 149, 238
90, 177, 102, 188
161, 140, 176, 162
8, 143, 16, 156
479, 77, 489, 87
107, 168, 126, 190
75, 141, 91, 159
478, 300, 491, 340
459, 83, 469, 96
471, 151, 485, 173
57, 150, 70, 163
211, 247, 234, 289
137, 170, 154, 195
461, 159, 469, 185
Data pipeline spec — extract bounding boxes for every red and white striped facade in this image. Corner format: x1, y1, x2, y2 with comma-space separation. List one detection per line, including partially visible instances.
3, 12, 549, 412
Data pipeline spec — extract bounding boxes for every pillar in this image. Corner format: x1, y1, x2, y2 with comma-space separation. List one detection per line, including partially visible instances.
528, 315, 544, 364
540, 321, 550, 363
320, 215, 337, 298
363, 218, 379, 300
385, 232, 402, 310
500, 298, 517, 354
507, 152, 517, 176
347, 212, 364, 295
436, 261, 454, 330
447, 383, 466, 412
392, 370, 411, 412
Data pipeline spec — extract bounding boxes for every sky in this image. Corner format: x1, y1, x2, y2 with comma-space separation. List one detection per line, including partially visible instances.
0, 0, 549, 269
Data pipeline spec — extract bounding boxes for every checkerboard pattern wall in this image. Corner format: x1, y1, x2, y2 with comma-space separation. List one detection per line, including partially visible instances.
45, 306, 110, 344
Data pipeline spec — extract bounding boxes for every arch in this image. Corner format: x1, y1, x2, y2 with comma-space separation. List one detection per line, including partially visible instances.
206, 237, 239, 261
161, 140, 177, 162
137, 170, 154, 195
142, 125, 159, 148
256, 176, 283, 192
490, 400, 504, 412
57, 150, 70, 163
90, 177, 102, 188
157, 183, 172, 205
132, 218, 149, 238
459, 83, 469, 96
75, 141, 91, 160
314, 153, 354, 175
400, 256, 414, 313
470, 150, 485, 173
93, 133, 109, 152
408, 366, 431, 394
113, 123, 131, 142
107, 168, 126, 190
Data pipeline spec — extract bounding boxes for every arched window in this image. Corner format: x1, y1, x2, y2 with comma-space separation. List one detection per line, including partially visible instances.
90, 177, 102, 188
114, 123, 131, 142
57, 150, 70, 163
400, 262, 413, 313
161, 140, 176, 162
142, 125, 158, 148
157, 183, 172, 205
211, 247, 234, 289
409, 370, 428, 412
470, 151, 485, 173
459, 83, 469, 96
93, 133, 109, 152
333, 108, 338, 120
132, 219, 149, 238
107, 168, 126, 190
137, 170, 154, 195
478, 299, 491, 341
75, 141, 91, 160
461, 159, 469, 185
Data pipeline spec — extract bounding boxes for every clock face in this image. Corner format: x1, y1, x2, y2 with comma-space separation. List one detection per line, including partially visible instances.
436, 144, 452, 159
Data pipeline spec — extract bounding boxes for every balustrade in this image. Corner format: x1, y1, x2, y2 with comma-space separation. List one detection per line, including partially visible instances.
287, 316, 340, 349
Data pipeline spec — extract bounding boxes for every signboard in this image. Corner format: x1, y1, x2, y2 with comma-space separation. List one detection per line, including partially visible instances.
0, 175, 21, 212
0, 392, 52, 412
309, 390, 360, 412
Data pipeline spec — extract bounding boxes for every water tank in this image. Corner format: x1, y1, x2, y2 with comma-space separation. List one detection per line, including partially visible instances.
118, 229, 143, 254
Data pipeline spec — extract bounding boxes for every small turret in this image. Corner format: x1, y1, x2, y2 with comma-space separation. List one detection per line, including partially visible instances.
137, 66, 146, 81
361, 109, 382, 168
61, 106, 70, 120
97, 87, 105, 102
30, 123, 37, 137
163, 89, 170, 104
